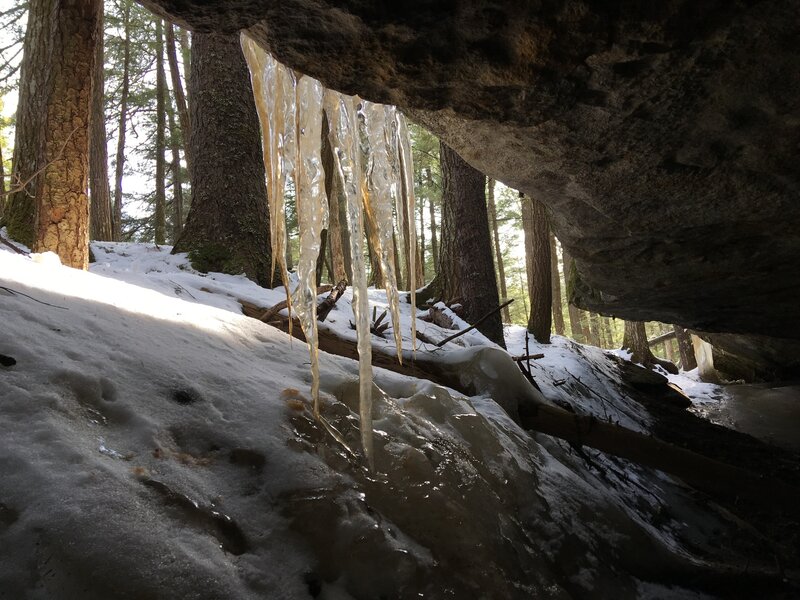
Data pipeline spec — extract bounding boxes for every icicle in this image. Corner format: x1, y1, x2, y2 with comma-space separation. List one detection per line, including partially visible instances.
384, 105, 407, 289
240, 35, 294, 320
324, 90, 375, 469
293, 75, 328, 417
360, 100, 404, 365
396, 112, 418, 353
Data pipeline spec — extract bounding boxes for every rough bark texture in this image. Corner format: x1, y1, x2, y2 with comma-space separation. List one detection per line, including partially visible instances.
172, 31, 271, 286
167, 94, 184, 241
521, 194, 551, 344
112, 3, 130, 242
549, 233, 565, 336
139, 0, 800, 375
5, 0, 100, 267
561, 248, 586, 343
89, 7, 113, 242
623, 321, 678, 374
486, 178, 510, 323
426, 170, 438, 276
435, 142, 504, 348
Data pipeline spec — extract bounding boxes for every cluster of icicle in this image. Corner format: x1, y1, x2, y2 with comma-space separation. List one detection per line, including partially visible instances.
241, 35, 417, 469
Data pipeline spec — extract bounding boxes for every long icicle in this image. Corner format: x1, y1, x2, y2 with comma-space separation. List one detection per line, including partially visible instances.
396, 111, 417, 353
361, 100, 404, 365
324, 90, 374, 469
241, 35, 294, 319
294, 74, 328, 417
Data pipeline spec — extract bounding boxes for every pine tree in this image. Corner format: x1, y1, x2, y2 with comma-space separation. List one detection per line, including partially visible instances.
549, 233, 565, 336
89, 5, 113, 242
521, 193, 552, 344
486, 178, 511, 322
172, 31, 271, 285
432, 142, 504, 347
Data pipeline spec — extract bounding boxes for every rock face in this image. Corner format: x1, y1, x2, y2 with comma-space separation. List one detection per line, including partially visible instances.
142, 0, 800, 372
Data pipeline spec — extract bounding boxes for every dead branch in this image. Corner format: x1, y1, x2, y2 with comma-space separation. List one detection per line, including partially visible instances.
0, 235, 26, 255
317, 280, 347, 322
435, 299, 514, 347
258, 284, 333, 323
0, 286, 68, 310
512, 353, 545, 362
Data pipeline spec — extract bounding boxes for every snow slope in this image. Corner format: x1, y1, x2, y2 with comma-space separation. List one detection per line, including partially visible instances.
0, 241, 779, 599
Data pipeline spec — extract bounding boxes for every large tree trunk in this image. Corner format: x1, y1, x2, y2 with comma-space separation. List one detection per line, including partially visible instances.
486, 178, 510, 322
549, 233, 565, 336
673, 325, 698, 371
165, 22, 191, 173
154, 19, 167, 245
4, 0, 101, 267
434, 142, 504, 347
112, 2, 131, 242
89, 5, 113, 242
521, 193, 552, 344
623, 320, 679, 374
172, 31, 271, 286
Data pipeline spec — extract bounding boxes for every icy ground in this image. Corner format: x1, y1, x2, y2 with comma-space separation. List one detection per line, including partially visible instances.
0, 240, 789, 599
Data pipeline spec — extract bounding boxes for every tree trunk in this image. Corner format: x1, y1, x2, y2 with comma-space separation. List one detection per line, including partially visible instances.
427, 169, 438, 275
521, 193, 552, 344
4, 0, 101, 267
434, 142, 504, 347
165, 22, 191, 173
172, 31, 271, 286
112, 2, 130, 241
623, 321, 679, 374
154, 19, 167, 245
418, 194, 426, 282
89, 5, 113, 242
673, 325, 698, 371
166, 94, 184, 242
486, 178, 511, 322
0, 143, 5, 218
321, 112, 347, 283
549, 233, 565, 336
561, 248, 586, 342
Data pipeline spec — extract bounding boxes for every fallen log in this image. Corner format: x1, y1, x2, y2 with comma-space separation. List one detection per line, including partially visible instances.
317, 280, 347, 322
238, 298, 800, 514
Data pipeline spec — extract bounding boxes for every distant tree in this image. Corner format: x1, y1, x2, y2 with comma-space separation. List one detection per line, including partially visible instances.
89, 5, 113, 241
622, 320, 678, 374
4, 0, 101, 268
111, 0, 131, 241
172, 31, 272, 285
673, 325, 697, 371
561, 248, 587, 342
521, 193, 551, 344
153, 18, 167, 245
549, 233, 565, 336
165, 22, 191, 172
431, 142, 504, 347
486, 178, 511, 322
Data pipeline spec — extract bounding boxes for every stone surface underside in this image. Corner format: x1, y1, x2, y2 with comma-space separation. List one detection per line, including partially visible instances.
142, 0, 800, 373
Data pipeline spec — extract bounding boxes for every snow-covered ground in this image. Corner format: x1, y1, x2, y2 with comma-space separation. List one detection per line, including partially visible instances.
0, 240, 785, 599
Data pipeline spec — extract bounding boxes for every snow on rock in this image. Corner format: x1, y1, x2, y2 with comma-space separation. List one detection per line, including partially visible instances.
0, 242, 780, 599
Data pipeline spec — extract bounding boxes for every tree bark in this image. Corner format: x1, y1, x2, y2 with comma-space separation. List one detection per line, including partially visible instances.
427, 168, 438, 275
549, 233, 565, 336
321, 112, 347, 283
623, 320, 679, 374
4, 0, 101, 267
112, 2, 131, 242
418, 193, 426, 282
154, 19, 167, 245
0, 143, 5, 218
172, 31, 271, 286
434, 142, 504, 347
486, 178, 510, 322
521, 193, 552, 344
89, 5, 113, 242
165, 22, 191, 173
673, 325, 698, 371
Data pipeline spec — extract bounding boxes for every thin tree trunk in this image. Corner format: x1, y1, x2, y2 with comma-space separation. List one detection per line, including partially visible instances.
0, 143, 5, 218
166, 95, 184, 241
418, 193, 426, 282
165, 22, 191, 173
112, 2, 131, 241
673, 325, 698, 371
172, 31, 272, 286
521, 193, 552, 344
154, 19, 167, 245
549, 233, 565, 336
486, 178, 511, 322
89, 5, 113, 242
434, 142, 504, 347
427, 169, 438, 275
